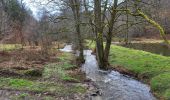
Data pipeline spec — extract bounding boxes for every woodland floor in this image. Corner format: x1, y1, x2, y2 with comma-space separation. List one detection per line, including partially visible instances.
0, 44, 94, 100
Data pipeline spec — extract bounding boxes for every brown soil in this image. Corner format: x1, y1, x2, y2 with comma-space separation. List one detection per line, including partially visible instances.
0, 46, 61, 77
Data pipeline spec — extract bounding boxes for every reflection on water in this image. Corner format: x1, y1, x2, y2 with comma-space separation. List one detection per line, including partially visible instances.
120, 43, 170, 56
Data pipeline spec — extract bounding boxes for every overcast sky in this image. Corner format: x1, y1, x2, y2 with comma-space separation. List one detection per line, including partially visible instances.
23, 0, 43, 19
23, 0, 124, 19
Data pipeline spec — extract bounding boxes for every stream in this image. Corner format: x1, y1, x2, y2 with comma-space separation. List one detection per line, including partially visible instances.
61, 45, 156, 100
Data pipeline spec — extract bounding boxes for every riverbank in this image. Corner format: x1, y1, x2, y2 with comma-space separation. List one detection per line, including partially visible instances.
0, 44, 93, 100
87, 41, 170, 100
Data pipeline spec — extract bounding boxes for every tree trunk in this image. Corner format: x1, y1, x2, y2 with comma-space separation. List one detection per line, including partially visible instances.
76, 17, 84, 63
125, 0, 129, 44
94, 0, 106, 69
104, 0, 118, 64
104, 33, 112, 64
70, 0, 85, 63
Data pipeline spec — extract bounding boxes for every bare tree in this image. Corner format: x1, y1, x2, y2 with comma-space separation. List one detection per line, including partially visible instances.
69, 0, 85, 63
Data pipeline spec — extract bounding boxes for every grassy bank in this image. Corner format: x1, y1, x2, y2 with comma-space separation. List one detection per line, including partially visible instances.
109, 45, 170, 99
0, 44, 87, 100
87, 41, 170, 100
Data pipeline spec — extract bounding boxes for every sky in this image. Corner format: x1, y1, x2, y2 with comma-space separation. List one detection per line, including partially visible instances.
23, 0, 63, 19
23, 0, 124, 19
23, 0, 43, 19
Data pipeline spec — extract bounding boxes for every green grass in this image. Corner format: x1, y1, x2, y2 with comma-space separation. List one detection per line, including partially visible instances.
86, 40, 170, 99
109, 45, 170, 99
109, 45, 170, 73
0, 51, 86, 99
58, 52, 73, 61
0, 44, 22, 51
0, 77, 85, 95
43, 63, 79, 82
8, 79, 33, 88
0, 51, 85, 96
43, 52, 78, 82
151, 73, 170, 99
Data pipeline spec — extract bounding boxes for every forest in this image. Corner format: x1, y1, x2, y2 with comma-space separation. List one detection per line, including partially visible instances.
0, 0, 170, 100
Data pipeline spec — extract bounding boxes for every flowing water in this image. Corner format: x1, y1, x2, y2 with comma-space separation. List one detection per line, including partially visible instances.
61, 45, 156, 100
59, 45, 73, 52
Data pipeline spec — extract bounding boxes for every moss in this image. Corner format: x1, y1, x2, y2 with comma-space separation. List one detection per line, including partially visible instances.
137, 10, 170, 45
